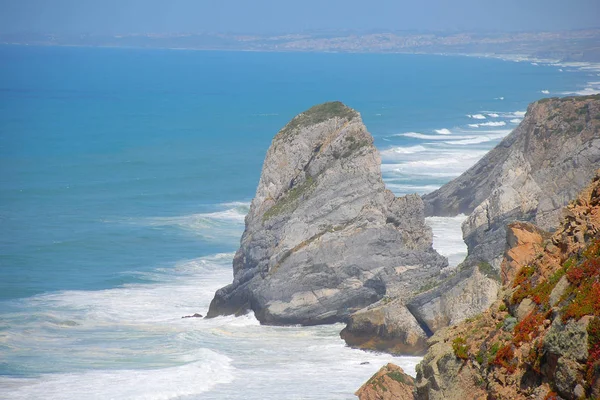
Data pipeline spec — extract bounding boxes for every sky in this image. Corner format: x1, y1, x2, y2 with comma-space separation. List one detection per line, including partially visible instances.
1, 0, 599, 35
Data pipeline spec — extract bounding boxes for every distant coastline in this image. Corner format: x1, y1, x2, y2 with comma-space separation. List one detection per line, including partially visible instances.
3, 28, 600, 62
4, 36, 600, 98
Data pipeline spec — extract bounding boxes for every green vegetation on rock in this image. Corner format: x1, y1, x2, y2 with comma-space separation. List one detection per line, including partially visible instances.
277, 101, 357, 138
478, 261, 500, 281
340, 134, 370, 158
386, 370, 412, 385
452, 336, 469, 360
263, 175, 316, 220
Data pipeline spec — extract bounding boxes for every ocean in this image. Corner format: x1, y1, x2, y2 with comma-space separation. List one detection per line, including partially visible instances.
1, 45, 599, 399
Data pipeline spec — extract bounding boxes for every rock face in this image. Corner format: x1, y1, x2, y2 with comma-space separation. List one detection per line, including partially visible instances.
207, 102, 446, 325
356, 363, 415, 400
501, 221, 550, 284
341, 297, 430, 356
405, 266, 499, 334
423, 95, 600, 269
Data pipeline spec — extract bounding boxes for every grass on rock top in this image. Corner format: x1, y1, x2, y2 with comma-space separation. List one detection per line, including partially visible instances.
277, 101, 357, 138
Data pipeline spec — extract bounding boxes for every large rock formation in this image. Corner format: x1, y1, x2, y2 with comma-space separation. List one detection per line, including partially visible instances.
340, 265, 499, 356
343, 95, 600, 357
207, 102, 447, 325
341, 297, 431, 356
424, 95, 600, 269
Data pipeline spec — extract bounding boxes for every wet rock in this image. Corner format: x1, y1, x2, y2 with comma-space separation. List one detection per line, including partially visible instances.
182, 313, 203, 318
341, 298, 429, 356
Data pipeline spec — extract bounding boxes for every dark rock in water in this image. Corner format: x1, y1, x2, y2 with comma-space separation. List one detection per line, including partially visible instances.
360, 361, 370, 365
206, 102, 446, 326
182, 313, 203, 319
341, 297, 430, 356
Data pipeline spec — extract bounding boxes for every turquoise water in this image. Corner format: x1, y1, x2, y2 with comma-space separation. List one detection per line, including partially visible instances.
0, 45, 598, 398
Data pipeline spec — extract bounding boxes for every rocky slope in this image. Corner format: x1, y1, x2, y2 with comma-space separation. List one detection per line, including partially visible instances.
207, 102, 447, 325
424, 94, 600, 269
361, 171, 600, 399
343, 96, 600, 355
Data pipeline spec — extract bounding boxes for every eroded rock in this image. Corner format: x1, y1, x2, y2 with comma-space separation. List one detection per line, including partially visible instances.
207, 102, 446, 325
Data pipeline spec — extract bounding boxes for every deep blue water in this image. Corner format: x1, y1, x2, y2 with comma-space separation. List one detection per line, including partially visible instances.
0, 45, 598, 399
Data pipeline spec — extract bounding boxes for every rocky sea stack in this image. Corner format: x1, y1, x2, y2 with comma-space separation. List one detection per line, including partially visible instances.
207, 102, 447, 325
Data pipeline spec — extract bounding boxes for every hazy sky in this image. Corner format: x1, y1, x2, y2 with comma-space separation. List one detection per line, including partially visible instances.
2, 0, 599, 34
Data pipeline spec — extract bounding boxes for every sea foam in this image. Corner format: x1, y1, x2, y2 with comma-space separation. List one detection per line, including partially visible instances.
467, 114, 486, 120
0, 351, 235, 400
142, 203, 249, 240
426, 214, 468, 270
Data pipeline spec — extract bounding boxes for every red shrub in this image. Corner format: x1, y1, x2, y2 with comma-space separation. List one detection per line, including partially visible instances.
567, 258, 600, 285
493, 344, 516, 373
513, 311, 544, 344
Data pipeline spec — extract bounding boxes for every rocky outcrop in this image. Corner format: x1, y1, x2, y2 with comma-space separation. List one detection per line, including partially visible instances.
207, 102, 446, 325
424, 95, 600, 269
356, 364, 415, 400
501, 221, 550, 284
341, 297, 430, 356
343, 252, 500, 356
412, 171, 600, 400
344, 96, 600, 356
405, 266, 499, 333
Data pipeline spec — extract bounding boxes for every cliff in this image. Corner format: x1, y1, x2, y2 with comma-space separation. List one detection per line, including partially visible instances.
360, 171, 600, 399
424, 94, 600, 269
206, 102, 447, 325
415, 170, 600, 400
343, 96, 600, 357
